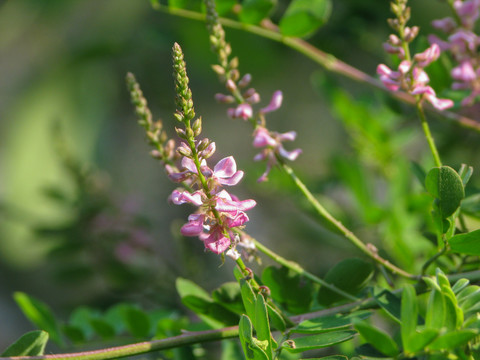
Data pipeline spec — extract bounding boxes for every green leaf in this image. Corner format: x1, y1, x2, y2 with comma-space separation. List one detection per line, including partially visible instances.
401, 284, 418, 353
449, 229, 480, 255
168, 0, 202, 11
122, 306, 151, 338
212, 282, 244, 315
62, 325, 85, 344
300, 357, 347, 360
14, 292, 63, 346
292, 310, 371, 334
261, 266, 313, 313
317, 258, 374, 306
428, 330, 478, 350
452, 278, 470, 295
373, 289, 401, 323
425, 288, 445, 329
255, 294, 272, 360
266, 304, 286, 332
425, 166, 465, 218
279, 0, 331, 37
283, 331, 356, 353
176, 278, 211, 301
238, 315, 269, 360
239, 315, 255, 360
406, 329, 439, 353
353, 319, 398, 357
240, 278, 257, 326
89, 319, 116, 340
1, 331, 49, 356
239, 0, 275, 24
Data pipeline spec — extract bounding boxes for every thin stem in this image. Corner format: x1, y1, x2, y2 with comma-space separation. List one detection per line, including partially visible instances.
422, 236, 448, 275
151, 3, 480, 133
416, 100, 442, 167
252, 238, 359, 301
279, 162, 417, 280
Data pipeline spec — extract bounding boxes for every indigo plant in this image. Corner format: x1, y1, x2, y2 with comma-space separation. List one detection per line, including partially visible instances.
3, 0, 480, 359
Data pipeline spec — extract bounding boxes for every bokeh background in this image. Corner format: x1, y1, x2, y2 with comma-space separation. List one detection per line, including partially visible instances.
1, 0, 478, 351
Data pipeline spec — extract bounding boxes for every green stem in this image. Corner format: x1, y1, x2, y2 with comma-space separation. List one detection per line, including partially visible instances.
280, 162, 417, 280
151, 3, 480, 133
416, 100, 442, 168
421, 236, 448, 275
252, 238, 358, 301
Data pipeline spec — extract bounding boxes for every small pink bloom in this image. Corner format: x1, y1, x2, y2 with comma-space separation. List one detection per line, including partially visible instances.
181, 214, 205, 236
215, 190, 256, 213
278, 147, 302, 161
426, 95, 455, 110
414, 44, 440, 67
452, 61, 477, 82
432, 17, 456, 33
228, 103, 253, 120
260, 91, 283, 113
215, 93, 235, 103
200, 227, 231, 254
170, 190, 204, 206
212, 156, 244, 186
253, 127, 277, 147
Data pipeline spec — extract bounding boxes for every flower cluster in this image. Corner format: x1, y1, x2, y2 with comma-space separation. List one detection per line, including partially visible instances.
429, 0, 480, 106
168, 42, 256, 255
169, 144, 256, 254
377, 0, 454, 110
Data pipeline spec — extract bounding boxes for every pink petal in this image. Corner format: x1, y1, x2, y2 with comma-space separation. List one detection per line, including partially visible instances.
277, 131, 297, 142
278, 147, 302, 161
260, 90, 283, 113
181, 214, 205, 236
218, 171, 244, 186
425, 95, 454, 110
214, 157, 237, 178
202, 228, 231, 254
253, 127, 277, 147
170, 190, 204, 206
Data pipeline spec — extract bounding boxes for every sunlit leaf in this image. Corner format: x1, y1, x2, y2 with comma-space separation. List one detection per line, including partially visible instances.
449, 229, 480, 255
283, 331, 356, 353
14, 292, 63, 346
425, 166, 464, 218
1, 331, 49, 356
292, 310, 371, 334
401, 284, 418, 353
428, 330, 478, 350
239, 0, 276, 24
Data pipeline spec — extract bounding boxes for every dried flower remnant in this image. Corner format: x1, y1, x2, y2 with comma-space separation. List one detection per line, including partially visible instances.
429, 0, 480, 106
168, 42, 256, 255
377, 0, 454, 110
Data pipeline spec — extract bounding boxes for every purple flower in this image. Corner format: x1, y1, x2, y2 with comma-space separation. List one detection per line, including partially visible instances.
200, 227, 231, 254
260, 91, 283, 113
252, 127, 302, 182
228, 103, 253, 120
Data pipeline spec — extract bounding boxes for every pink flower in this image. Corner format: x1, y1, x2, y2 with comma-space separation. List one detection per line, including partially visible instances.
228, 103, 253, 120
413, 44, 440, 67
252, 127, 302, 182
260, 91, 283, 113
180, 214, 205, 236
211, 156, 244, 187
170, 190, 204, 206
200, 227, 231, 254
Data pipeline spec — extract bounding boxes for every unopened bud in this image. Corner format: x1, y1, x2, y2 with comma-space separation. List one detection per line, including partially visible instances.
388, 34, 401, 46
192, 117, 202, 137
229, 56, 239, 70
165, 139, 176, 158
174, 112, 183, 122
231, 69, 240, 82
211, 64, 225, 75
177, 145, 191, 157
259, 286, 271, 297
404, 26, 419, 42
175, 127, 187, 139
150, 150, 162, 159
201, 142, 216, 158
214, 93, 235, 103
226, 79, 237, 91
238, 73, 252, 88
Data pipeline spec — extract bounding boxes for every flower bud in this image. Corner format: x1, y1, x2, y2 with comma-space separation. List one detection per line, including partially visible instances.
174, 112, 183, 122
201, 142, 216, 158
211, 64, 225, 75
193, 117, 202, 137
229, 56, 239, 70
197, 138, 210, 151
388, 34, 401, 46
226, 79, 237, 91
214, 93, 235, 103
175, 127, 187, 139
177, 145, 191, 157
230, 69, 240, 82
150, 150, 162, 159
238, 73, 252, 88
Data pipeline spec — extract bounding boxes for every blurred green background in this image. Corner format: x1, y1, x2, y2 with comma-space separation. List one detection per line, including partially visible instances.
1, 0, 478, 351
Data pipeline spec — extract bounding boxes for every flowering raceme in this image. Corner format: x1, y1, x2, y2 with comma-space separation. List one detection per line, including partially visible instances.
169, 146, 256, 254
377, 1, 454, 110
429, 0, 480, 106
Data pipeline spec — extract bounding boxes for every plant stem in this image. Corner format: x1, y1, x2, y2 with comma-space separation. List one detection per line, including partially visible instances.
416, 100, 442, 168
280, 162, 417, 280
151, 3, 480, 133
252, 237, 359, 301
